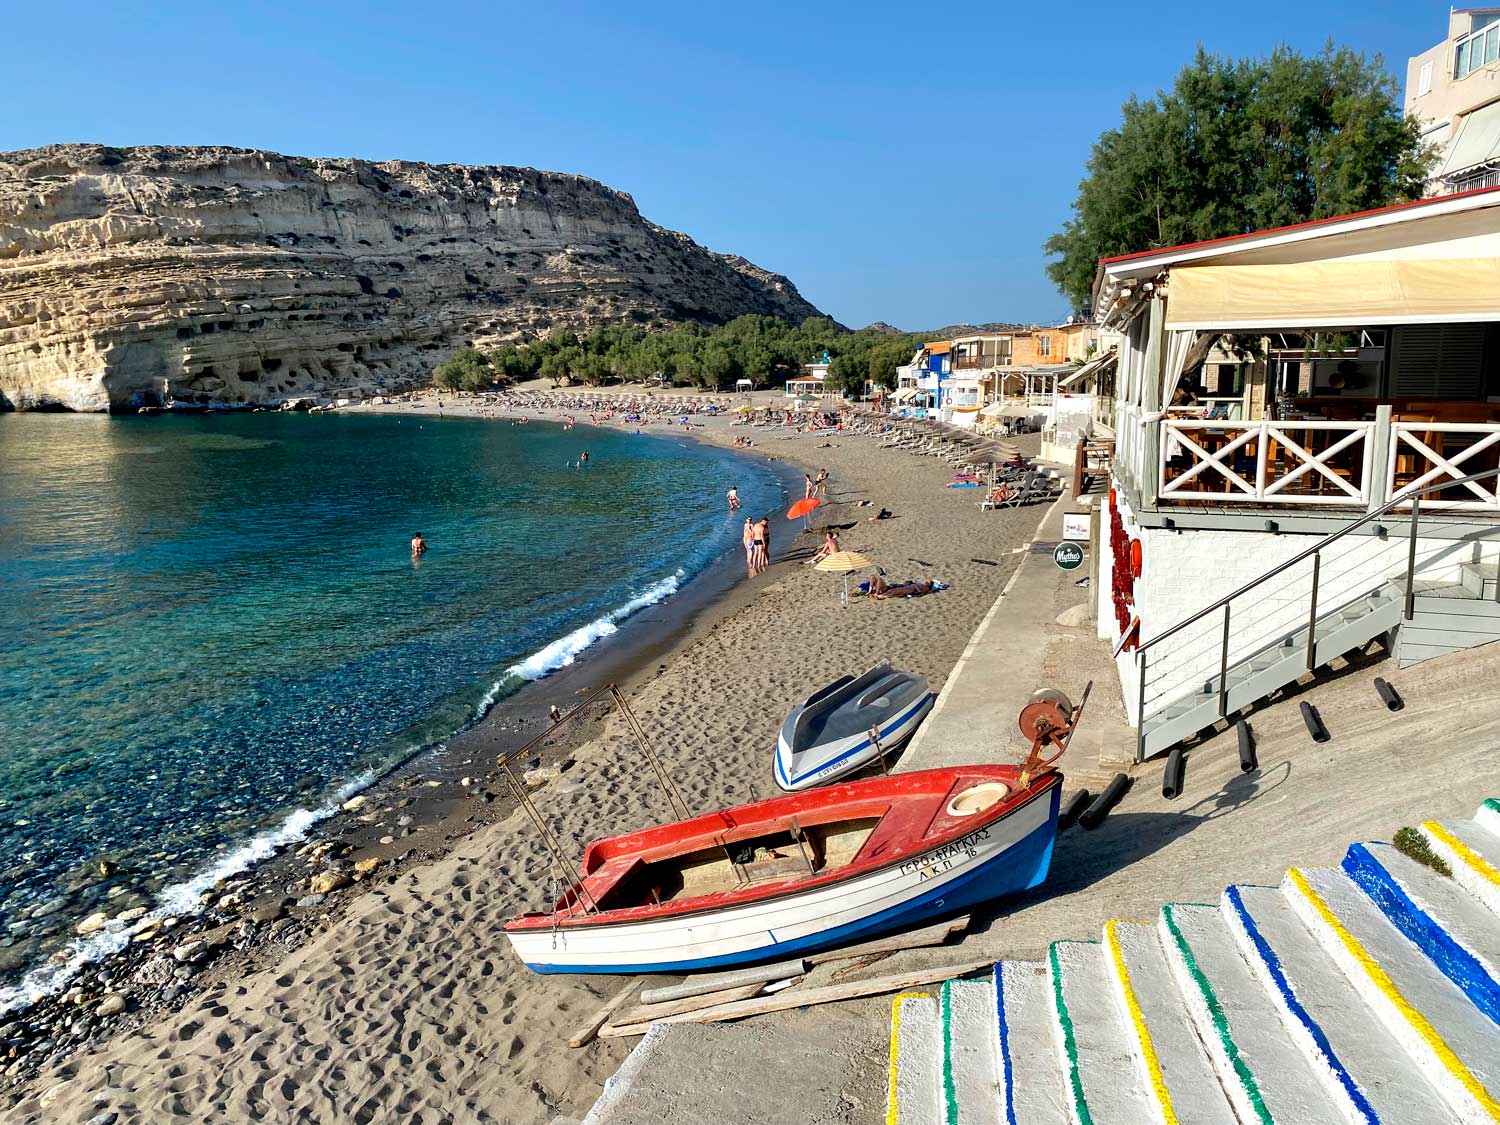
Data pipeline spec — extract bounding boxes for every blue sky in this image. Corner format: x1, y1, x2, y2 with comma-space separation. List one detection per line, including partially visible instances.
2, 1, 1444, 329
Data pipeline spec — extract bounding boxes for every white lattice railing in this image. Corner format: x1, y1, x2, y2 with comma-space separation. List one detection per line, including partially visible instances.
1388, 422, 1500, 511
1158, 420, 1374, 506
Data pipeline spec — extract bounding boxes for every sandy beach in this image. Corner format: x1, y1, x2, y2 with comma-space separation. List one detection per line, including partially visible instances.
11, 390, 1051, 1124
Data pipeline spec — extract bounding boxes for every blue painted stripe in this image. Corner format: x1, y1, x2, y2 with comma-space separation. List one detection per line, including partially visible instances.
1342, 842, 1500, 1028
1224, 885, 1378, 1124
523, 786, 1059, 974
779, 694, 934, 788
994, 964, 1017, 1125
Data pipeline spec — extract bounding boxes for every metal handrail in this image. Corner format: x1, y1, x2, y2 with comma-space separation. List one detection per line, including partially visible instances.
1137, 465, 1500, 654
1133, 464, 1500, 761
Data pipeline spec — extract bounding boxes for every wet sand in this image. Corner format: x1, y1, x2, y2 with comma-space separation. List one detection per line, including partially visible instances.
14, 395, 1049, 1124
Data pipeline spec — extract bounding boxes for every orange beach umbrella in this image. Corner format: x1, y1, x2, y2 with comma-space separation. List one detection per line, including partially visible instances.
787, 497, 821, 520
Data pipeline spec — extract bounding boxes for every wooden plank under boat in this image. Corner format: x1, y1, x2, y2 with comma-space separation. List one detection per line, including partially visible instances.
504, 764, 1061, 974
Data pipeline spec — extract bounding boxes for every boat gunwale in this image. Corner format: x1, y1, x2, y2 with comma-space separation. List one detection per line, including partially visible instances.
504, 767, 1060, 933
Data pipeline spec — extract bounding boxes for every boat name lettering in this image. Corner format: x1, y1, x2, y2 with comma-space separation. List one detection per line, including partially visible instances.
899, 827, 990, 881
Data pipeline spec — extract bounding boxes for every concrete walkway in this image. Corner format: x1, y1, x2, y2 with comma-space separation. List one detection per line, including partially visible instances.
899, 483, 1134, 782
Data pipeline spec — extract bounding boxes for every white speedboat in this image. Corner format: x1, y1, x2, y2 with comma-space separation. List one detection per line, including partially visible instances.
774, 663, 934, 791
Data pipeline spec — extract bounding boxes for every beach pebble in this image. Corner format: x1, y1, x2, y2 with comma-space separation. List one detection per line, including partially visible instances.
340, 795, 370, 812
130, 956, 175, 986
94, 993, 127, 1018
379, 835, 395, 845
308, 871, 351, 895
114, 906, 147, 924
397, 815, 413, 827
131, 921, 162, 943
523, 766, 561, 789
248, 901, 286, 925
96, 859, 118, 878
171, 940, 207, 964
86, 1111, 119, 1125
29, 898, 65, 920
296, 894, 326, 909
75, 912, 109, 936
353, 858, 383, 878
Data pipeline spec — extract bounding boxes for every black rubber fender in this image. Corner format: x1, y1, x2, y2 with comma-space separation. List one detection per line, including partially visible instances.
1080, 773, 1131, 830
1161, 748, 1186, 800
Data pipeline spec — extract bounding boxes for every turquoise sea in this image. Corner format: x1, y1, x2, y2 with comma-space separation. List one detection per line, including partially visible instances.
0, 412, 784, 1006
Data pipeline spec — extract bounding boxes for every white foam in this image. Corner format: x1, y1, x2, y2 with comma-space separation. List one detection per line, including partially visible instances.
0, 770, 374, 1016
487, 569, 686, 694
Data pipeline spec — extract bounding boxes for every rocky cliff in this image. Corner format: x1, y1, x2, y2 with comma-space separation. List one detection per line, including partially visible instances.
0, 144, 822, 411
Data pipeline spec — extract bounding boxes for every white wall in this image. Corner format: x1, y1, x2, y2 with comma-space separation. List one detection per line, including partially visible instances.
1100, 488, 1500, 724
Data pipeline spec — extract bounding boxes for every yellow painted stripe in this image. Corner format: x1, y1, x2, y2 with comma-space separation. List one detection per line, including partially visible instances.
1105, 919, 1178, 1124
1425, 821, 1500, 888
1286, 868, 1500, 1120
887, 991, 932, 1125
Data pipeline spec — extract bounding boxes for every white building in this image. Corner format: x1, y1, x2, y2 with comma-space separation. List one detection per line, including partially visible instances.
1094, 187, 1500, 760
1406, 8, 1500, 193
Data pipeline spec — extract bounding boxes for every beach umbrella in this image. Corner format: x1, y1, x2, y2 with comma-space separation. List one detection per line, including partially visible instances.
787, 497, 821, 520
815, 550, 874, 607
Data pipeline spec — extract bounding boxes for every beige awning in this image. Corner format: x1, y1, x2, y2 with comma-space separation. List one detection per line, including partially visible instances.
892, 387, 917, 402
981, 401, 1036, 418
1442, 100, 1500, 178
1058, 351, 1116, 389
1165, 258, 1500, 329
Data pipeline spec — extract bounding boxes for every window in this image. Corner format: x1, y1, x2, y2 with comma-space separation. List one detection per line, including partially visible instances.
1419, 61, 1433, 96
1039, 335, 1052, 357
1456, 18, 1500, 77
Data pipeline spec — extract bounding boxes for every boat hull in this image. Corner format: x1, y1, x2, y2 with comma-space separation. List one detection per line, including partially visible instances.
507, 779, 1059, 974
774, 690, 935, 792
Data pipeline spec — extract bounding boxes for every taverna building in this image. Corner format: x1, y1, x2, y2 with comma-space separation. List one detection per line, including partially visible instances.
1093, 187, 1500, 759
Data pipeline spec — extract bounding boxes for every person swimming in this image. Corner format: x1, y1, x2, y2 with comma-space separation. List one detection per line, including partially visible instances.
410, 532, 428, 556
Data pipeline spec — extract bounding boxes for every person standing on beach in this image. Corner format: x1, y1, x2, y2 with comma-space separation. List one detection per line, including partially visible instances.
804, 473, 815, 500
742, 517, 756, 575
727, 485, 740, 512
753, 517, 771, 574
814, 469, 829, 499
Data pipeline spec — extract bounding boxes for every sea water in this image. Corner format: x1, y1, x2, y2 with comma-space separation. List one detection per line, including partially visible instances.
0, 411, 784, 1004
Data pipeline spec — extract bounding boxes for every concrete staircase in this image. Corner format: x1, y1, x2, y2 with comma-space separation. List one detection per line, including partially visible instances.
1396, 564, 1500, 669
887, 798, 1500, 1124
1139, 581, 1405, 758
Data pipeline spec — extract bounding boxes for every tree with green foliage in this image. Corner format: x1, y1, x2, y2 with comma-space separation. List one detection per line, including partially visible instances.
1044, 44, 1436, 312
432, 347, 494, 392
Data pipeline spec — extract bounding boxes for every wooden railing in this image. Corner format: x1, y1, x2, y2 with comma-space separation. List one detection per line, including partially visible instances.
1158, 419, 1375, 506
1388, 422, 1500, 511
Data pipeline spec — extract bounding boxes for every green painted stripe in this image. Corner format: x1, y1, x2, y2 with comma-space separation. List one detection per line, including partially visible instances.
1162, 905, 1274, 1125
942, 980, 959, 1125
1049, 942, 1095, 1125
1483, 798, 1500, 815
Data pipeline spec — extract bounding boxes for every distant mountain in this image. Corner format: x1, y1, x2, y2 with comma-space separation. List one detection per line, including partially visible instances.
919, 322, 1034, 339
0, 144, 824, 411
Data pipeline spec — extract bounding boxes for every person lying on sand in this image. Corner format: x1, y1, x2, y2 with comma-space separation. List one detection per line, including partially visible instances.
868, 576, 947, 600
868, 508, 893, 521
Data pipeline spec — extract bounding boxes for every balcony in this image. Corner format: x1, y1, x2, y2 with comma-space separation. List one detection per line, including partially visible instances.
951, 354, 1009, 371
1116, 405, 1500, 517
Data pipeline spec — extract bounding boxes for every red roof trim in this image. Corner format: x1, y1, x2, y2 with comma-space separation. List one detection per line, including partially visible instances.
1097, 185, 1500, 267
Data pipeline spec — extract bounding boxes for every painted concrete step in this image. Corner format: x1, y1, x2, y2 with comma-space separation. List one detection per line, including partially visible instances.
1478, 799, 1500, 839
994, 962, 1070, 1125
1223, 883, 1460, 1123
942, 978, 1002, 1125
1284, 866, 1500, 1121
1159, 903, 1352, 1124
890, 991, 942, 1125
1343, 841, 1500, 1028
1101, 919, 1238, 1124
1047, 941, 1152, 1125
1421, 818, 1500, 917
1459, 561, 1500, 599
